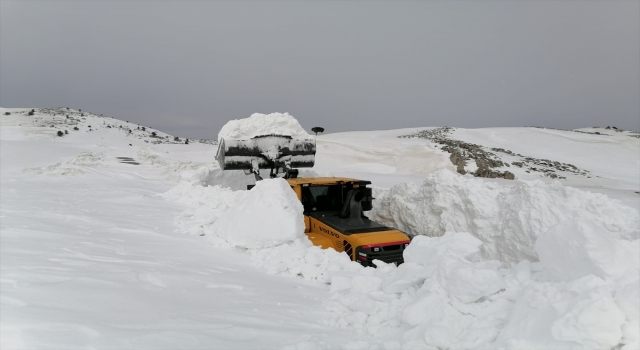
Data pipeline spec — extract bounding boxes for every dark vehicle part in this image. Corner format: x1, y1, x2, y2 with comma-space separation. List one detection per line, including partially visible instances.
216, 135, 315, 180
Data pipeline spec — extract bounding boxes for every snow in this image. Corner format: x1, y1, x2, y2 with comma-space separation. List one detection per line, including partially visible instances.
370, 170, 639, 263
313, 128, 453, 188
450, 127, 640, 193
160, 169, 361, 282
251, 239, 362, 282
217, 112, 311, 140
2, 107, 639, 349
211, 178, 305, 249
0, 108, 360, 349
535, 219, 640, 281
163, 177, 640, 349
323, 231, 638, 349
495, 274, 628, 350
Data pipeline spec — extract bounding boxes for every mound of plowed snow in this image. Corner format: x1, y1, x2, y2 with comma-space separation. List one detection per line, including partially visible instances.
536, 219, 640, 281
371, 170, 640, 263
217, 112, 311, 140
208, 178, 304, 249
251, 238, 362, 281
325, 230, 638, 349
162, 170, 363, 281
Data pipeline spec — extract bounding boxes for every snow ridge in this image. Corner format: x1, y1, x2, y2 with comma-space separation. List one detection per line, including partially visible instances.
370, 170, 640, 263
323, 230, 638, 349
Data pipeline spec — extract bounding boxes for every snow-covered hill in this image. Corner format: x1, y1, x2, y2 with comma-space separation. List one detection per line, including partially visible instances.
1, 108, 638, 349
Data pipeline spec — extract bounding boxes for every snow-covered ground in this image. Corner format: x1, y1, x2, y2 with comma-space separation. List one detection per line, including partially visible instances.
1, 108, 639, 349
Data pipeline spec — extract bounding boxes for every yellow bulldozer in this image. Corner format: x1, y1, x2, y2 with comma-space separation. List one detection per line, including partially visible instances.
216, 134, 410, 266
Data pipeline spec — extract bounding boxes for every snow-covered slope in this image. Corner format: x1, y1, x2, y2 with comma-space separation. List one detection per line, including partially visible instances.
314, 128, 455, 188
451, 127, 639, 191
0, 109, 361, 349
318, 126, 639, 209
2, 108, 638, 349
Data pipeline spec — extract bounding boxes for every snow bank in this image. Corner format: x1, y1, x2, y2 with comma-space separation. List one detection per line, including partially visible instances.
161, 177, 242, 238
533, 219, 640, 349
495, 274, 628, 350
162, 173, 306, 249
323, 233, 509, 348
370, 170, 640, 263
536, 219, 640, 281
251, 239, 362, 281
21, 151, 105, 176
162, 169, 361, 282
211, 178, 305, 249
22, 162, 87, 176
218, 112, 311, 140
323, 232, 638, 349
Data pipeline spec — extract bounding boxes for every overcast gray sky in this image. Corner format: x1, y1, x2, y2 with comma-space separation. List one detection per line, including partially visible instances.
1, 1, 638, 138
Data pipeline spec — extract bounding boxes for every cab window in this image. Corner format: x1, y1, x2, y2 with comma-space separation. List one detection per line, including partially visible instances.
302, 185, 343, 212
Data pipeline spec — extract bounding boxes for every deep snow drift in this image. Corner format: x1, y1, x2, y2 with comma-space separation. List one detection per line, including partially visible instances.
167, 166, 639, 349
370, 170, 639, 263
321, 228, 638, 350
211, 178, 305, 249
2, 108, 639, 349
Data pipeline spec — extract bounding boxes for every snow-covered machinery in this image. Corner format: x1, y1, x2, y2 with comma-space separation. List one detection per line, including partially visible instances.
216, 134, 411, 267
216, 113, 410, 267
216, 134, 316, 180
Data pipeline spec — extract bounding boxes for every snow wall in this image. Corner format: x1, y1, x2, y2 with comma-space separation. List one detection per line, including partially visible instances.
369, 170, 640, 263
322, 229, 638, 350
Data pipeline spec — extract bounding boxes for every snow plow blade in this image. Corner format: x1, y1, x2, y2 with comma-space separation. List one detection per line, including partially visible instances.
216, 135, 316, 170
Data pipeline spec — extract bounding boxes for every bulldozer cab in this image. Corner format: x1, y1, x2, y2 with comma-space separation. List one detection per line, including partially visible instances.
301, 184, 342, 212
299, 180, 373, 215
